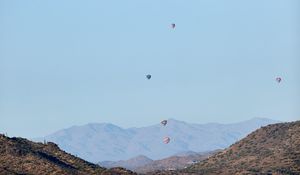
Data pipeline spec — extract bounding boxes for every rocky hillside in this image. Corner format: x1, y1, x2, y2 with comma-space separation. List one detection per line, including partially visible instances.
0, 134, 136, 175
179, 121, 300, 175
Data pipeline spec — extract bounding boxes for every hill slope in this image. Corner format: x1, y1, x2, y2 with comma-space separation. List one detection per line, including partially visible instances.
135, 150, 219, 173
99, 151, 219, 173
180, 121, 300, 175
37, 118, 278, 162
0, 134, 136, 175
100, 155, 154, 170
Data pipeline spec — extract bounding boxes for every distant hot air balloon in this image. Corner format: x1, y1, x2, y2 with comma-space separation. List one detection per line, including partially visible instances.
171, 23, 175, 29
276, 77, 282, 83
161, 120, 167, 126
146, 74, 151, 80
163, 137, 170, 144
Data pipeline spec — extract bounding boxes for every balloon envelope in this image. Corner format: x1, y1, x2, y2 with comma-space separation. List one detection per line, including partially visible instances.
161, 120, 167, 126
146, 74, 151, 79
276, 77, 282, 83
163, 137, 170, 144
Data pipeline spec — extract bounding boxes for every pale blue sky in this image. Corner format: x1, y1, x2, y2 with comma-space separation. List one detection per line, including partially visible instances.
0, 0, 299, 138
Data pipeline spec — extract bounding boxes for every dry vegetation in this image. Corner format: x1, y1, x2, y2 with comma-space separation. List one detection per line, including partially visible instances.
1, 120, 299, 175
0, 134, 136, 175
180, 121, 300, 175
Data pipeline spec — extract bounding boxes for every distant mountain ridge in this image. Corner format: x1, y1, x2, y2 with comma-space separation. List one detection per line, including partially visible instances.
99, 151, 220, 173
100, 155, 154, 170
36, 118, 279, 162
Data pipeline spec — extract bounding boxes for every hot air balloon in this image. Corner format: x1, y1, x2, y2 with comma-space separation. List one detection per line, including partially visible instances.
161, 120, 167, 126
146, 74, 151, 80
276, 77, 282, 83
163, 137, 170, 144
171, 23, 175, 29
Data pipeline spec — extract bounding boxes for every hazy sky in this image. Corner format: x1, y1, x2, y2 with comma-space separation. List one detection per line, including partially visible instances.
1, 0, 299, 138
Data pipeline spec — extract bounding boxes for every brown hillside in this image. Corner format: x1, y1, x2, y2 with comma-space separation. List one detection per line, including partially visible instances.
135, 151, 219, 173
181, 121, 300, 175
0, 134, 136, 175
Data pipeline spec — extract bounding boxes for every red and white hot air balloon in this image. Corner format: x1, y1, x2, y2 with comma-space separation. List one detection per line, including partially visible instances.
276, 77, 282, 83
163, 137, 170, 144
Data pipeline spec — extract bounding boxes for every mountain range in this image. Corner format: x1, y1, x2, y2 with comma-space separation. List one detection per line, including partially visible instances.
99, 151, 219, 173
135, 150, 219, 173
100, 155, 154, 171
36, 118, 279, 162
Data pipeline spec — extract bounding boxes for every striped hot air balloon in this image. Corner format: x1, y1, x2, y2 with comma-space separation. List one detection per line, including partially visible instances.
163, 137, 170, 144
